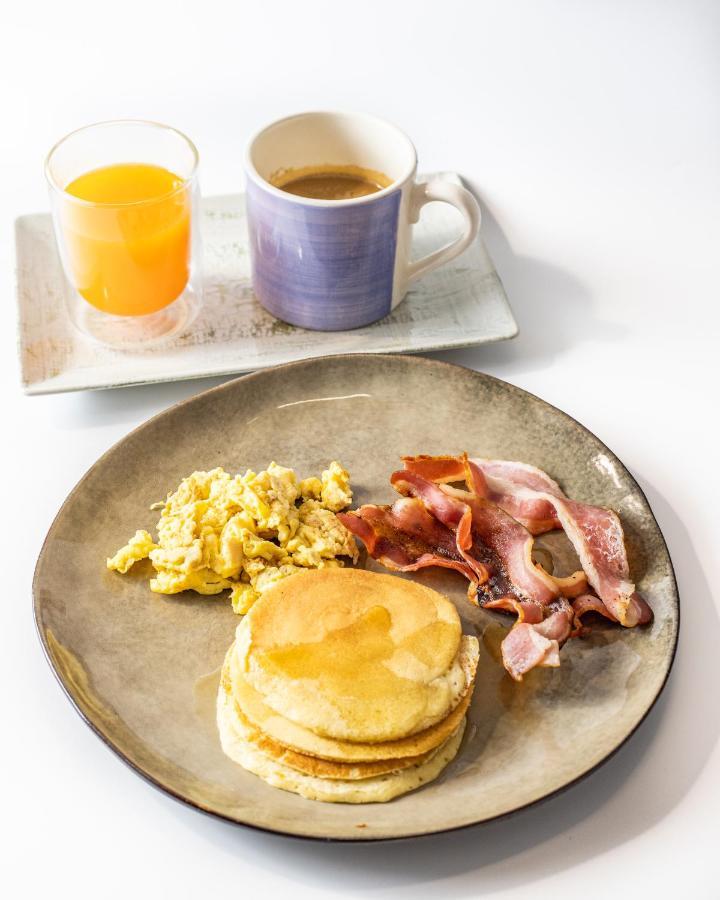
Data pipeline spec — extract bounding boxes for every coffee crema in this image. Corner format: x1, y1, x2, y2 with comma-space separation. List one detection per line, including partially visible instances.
270, 164, 393, 200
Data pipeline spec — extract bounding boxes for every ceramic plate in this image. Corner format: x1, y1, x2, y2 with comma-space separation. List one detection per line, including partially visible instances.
33, 355, 679, 840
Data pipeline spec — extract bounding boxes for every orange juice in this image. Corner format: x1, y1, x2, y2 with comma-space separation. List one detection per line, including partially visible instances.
63, 163, 190, 316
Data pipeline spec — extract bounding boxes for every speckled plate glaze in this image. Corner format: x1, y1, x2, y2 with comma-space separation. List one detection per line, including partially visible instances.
33, 355, 679, 841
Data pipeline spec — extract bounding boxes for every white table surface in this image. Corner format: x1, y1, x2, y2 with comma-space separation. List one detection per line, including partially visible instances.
2, 2, 718, 897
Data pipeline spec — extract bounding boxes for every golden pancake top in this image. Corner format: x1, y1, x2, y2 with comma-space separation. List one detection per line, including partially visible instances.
239, 569, 463, 742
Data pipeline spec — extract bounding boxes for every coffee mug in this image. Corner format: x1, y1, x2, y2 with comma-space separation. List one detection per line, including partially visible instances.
244, 111, 481, 331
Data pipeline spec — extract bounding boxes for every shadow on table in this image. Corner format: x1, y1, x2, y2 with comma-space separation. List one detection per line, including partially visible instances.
430, 184, 626, 378
170, 478, 718, 896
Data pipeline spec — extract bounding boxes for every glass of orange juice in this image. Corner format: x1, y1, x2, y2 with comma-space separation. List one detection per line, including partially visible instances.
45, 120, 202, 345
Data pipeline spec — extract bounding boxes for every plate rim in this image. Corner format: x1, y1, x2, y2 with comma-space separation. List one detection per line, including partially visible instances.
32, 353, 680, 841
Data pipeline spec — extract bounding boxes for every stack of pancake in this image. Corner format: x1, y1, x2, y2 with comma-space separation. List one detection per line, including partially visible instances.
217, 568, 479, 803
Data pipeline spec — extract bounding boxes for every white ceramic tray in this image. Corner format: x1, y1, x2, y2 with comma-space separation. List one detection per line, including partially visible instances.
16, 173, 517, 395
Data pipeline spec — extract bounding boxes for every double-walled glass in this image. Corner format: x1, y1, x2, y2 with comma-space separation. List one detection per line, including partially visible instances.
45, 120, 202, 346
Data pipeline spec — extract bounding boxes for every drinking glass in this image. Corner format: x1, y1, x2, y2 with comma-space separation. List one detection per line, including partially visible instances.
45, 120, 202, 346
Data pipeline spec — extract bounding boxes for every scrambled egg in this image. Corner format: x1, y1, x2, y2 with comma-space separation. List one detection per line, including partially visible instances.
107, 461, 358, 613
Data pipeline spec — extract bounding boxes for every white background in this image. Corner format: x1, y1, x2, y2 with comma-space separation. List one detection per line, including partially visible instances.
2, 1, 719, 897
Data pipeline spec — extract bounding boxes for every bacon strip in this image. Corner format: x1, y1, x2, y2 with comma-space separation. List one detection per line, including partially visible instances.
502, 624, 560, 678
381, 475, 482, 579
468, 459, 653, 627
342, 453, 652, 682
391, 462, 585, 680
337, 498, 483, 595
386, 474, 554, 680
404, 455, 563, 534
571, 593, 618, 631
405, 455, 651, 626
483, 595, 543, 624
501, 602, 574, 680
392, 464, 559, 608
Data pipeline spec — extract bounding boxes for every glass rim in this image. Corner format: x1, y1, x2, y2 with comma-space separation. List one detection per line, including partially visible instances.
44, 118, 199, 209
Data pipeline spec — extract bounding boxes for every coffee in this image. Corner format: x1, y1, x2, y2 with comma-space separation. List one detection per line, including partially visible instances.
270, 164, 392, 200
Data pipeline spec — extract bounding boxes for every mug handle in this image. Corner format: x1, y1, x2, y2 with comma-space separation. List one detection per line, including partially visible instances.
405, 177, 481, 284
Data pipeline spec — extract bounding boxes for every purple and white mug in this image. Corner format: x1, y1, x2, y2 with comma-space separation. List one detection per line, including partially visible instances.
244, 111, 481, 331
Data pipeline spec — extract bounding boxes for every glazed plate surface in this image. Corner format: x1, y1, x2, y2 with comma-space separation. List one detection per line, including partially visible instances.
33, 356, 678, 840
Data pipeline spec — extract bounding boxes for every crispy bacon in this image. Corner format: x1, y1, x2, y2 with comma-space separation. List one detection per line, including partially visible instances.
404, 455, 563, 534
467, 459, 653, 627
337, 498, 483, 593
404, 455, 651, 627
392, 464, 559, 607
390, 462, 583, 680
342, 453, 652, 682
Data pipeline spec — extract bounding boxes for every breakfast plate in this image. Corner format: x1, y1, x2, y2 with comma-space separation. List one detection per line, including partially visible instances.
33, 355, 679, 840
16, 173, 517, 395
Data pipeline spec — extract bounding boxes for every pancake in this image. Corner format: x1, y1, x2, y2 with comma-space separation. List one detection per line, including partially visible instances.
218, 655, 438, 779
217, 670, 467, 803
239, 569, 464, 742
228, 635, 479, 762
